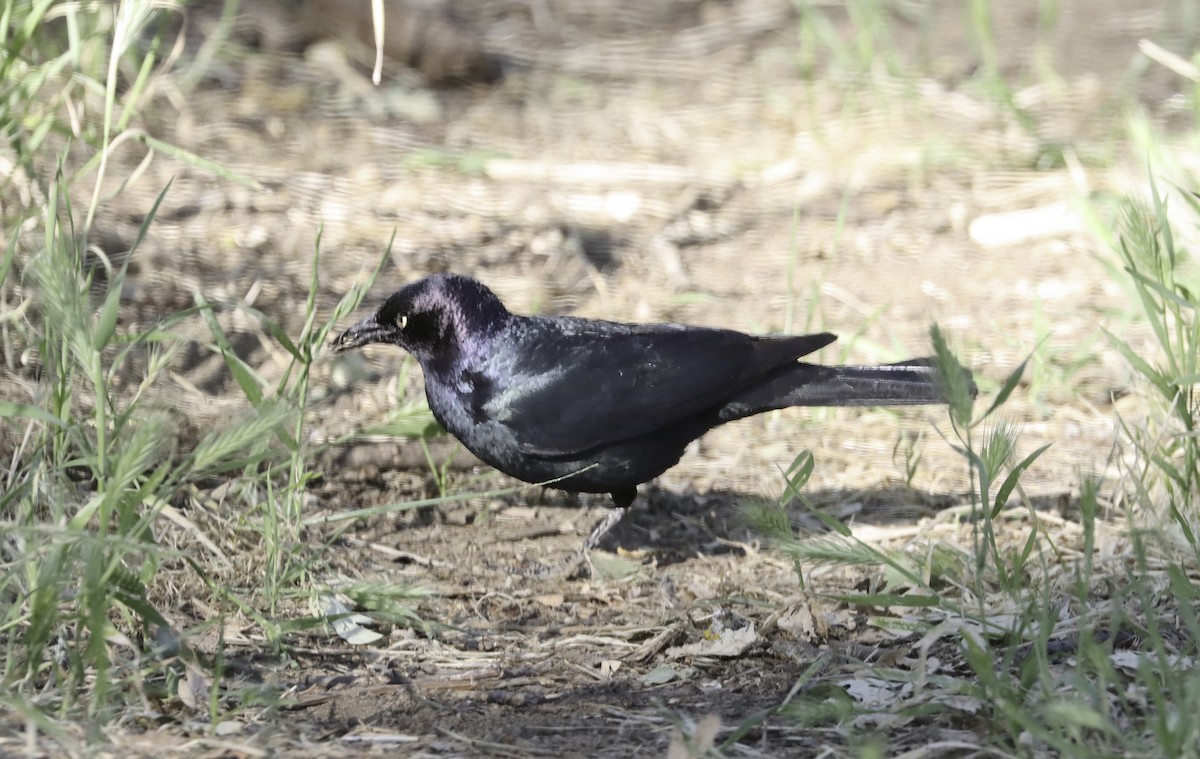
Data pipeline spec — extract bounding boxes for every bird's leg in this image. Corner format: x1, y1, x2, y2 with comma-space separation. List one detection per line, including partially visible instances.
585, 487, 637, 550
574, 487, 637, 577
520, 489, 638, 580
584, 505, 628, 550
579, 505, 626, 579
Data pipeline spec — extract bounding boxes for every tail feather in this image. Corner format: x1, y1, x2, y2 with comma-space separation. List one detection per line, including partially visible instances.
719, 358, 973, 421
781, 362, 952, 406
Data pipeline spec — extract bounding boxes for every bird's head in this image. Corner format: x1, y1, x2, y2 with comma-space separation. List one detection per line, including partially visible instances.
332, 274, 509, 368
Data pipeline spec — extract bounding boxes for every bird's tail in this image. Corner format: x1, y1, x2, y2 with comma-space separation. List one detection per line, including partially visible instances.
720, 358, 974, 421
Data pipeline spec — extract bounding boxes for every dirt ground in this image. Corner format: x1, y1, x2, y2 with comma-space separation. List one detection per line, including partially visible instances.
16, 0, 1197, 755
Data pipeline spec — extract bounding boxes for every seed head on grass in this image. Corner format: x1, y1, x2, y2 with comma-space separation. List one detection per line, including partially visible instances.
929, 323, 975, 429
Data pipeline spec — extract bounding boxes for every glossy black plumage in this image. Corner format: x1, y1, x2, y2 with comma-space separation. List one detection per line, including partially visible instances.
333, 274, 961, 519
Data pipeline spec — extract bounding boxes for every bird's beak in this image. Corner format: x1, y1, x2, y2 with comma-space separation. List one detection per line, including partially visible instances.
332, 314, 394, 353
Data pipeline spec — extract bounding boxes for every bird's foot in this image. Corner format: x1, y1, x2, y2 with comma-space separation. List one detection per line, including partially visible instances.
516, 548, 589, 580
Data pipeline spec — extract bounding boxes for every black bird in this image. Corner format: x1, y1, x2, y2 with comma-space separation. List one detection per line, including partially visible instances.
333, 273, 967, 566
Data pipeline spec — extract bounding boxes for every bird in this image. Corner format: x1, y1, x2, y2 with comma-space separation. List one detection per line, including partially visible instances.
332, 273, 970, 571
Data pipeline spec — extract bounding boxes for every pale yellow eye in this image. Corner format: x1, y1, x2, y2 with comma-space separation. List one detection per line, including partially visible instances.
396, 314, 408, 329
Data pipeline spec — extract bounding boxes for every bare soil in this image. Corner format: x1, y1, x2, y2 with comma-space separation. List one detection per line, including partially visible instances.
7, 0, 1191, 756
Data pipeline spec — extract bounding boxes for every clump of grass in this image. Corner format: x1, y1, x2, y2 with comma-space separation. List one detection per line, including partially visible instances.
0, 1, 186, 717
1092, 180, 1200, 756
747, 179, 1200, 755
0, 0, 402, 727
1, 171, 295, 712
1105, 182, 1200, 538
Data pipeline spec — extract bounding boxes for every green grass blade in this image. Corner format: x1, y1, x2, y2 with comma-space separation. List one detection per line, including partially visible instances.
991, 443, 1052, 518
0, 402, 66, 427
138, 134, 262, 189
980, 357, 1029, 421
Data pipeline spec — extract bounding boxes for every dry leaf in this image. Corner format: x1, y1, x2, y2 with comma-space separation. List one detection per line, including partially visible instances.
667, 714, 721, 759
668, 625, 757, 658
178, 663, 209, 711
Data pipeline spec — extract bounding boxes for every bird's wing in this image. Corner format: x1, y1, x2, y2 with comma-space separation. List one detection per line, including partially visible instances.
485, 320, 835, 457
